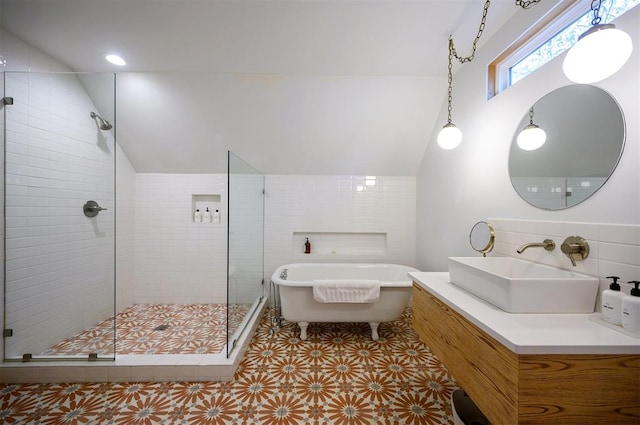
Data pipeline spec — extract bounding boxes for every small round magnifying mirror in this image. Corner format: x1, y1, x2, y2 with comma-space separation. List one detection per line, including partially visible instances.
469, 221, 495, 257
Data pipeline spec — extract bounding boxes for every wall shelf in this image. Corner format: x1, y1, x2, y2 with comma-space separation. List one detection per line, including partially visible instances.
292, 232, 387, 256
192, 194, 221, 222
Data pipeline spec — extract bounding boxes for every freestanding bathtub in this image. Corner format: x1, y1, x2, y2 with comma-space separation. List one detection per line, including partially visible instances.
270, 263, 418, 340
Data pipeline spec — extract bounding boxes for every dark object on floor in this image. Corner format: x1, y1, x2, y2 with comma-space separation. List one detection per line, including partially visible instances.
451, 389, 491, 425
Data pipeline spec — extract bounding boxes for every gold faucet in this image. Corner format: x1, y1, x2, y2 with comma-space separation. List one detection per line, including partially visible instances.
516, 239, 556, 254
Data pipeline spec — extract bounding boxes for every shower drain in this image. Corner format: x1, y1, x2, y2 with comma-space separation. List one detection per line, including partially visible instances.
153, 324, 170, 331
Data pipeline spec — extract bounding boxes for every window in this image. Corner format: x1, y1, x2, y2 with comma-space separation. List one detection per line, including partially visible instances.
488, 0, 639, 98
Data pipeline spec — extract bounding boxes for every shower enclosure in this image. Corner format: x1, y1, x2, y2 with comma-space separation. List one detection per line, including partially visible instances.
2, 72, 117, 361
2, 71, 264, 363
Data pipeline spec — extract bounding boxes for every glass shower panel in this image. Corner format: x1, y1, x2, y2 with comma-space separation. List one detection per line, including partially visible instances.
227, 151, 264, 357
3, 72, 116, 361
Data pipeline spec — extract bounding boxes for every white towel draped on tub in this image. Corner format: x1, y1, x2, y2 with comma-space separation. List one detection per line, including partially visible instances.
312, 280, 382, 303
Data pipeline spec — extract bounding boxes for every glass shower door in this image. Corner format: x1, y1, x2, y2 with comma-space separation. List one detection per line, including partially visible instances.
3, 72, 116, 361
226, 151, 264, 356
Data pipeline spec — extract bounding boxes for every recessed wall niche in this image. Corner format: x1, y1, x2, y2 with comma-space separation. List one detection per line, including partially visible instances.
292, 232, 387, 256
192, 194, 221, 222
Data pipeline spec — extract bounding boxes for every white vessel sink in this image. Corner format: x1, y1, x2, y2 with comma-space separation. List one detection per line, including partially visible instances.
448, 257, 599, 313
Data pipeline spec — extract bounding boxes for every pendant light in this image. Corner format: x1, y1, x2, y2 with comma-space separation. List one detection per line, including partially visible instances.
437, 0, 541, 149
437, 39, 463, 150
517, 107, 546, 151
563, 0, 633, 84
436, 0, 491, 150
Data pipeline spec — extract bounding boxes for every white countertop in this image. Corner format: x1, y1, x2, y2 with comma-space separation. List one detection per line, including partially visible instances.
410, 272, 640, 355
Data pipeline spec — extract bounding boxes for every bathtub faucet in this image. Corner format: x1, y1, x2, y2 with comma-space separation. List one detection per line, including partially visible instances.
516, 239, 555, 254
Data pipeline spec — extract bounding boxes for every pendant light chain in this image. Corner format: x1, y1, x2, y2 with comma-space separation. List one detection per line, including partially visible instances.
446, 39, 454, 124
590, 0, 603, 25
446, 0, 543, 118
449, 0, 542, 64
446, 0, 491, 124
450, 0, 491, 64
439, 0, 542, 148
515, 0, 542, 10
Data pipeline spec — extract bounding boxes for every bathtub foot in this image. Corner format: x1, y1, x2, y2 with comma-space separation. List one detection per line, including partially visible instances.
298, 322, 309, 340
369, 322, 380, 341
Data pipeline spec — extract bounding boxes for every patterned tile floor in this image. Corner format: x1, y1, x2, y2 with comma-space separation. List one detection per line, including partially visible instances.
2, 308, 459, 424
41, 303, 250, 356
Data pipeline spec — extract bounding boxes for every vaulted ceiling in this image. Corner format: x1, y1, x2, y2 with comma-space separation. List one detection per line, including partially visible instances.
1, 0, 519, 174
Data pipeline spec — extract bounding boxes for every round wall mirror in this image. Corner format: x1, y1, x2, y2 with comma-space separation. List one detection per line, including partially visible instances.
509, 85, 625, 210
469, 221, 494, 256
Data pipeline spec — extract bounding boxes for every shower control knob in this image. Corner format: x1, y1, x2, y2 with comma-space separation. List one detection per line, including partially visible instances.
83, 200, 107, 217
561, 236, 589, 267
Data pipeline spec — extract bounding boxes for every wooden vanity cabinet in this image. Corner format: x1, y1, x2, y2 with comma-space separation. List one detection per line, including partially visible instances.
412, 283, 640, 425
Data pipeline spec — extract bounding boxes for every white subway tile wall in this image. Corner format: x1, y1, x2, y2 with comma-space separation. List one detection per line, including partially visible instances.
490, 218, 640, 308
264, 175, 417, 280
134, 174, 227, 305
131, 174, 416, 306
115, 145, 136, 312
3, 72, 116, 357
291, 232, 387, 256
0, 72, 5, 361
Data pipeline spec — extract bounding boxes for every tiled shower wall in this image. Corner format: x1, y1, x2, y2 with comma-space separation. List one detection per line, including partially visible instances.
490, 217, 640, 307
132, 173, 418, 305
115, 146, 136, 312
133, 173, 227, 305
1, 73, 5, 361
3, 73, 116, 357
264, 175, 417, 280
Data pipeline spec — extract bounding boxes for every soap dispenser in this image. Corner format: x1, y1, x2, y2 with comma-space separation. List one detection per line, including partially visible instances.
213, 209, 220, 223
194, 209, 202, 223
602, 276, 624, 325
203, 207, 212, 223
622, 281, 640, 333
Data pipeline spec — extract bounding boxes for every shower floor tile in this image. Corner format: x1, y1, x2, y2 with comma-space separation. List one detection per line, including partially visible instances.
2, 307, 459, 424
40, 303, 250, 356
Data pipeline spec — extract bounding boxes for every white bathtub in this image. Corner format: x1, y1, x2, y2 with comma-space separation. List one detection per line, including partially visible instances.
271, 263, 418, 340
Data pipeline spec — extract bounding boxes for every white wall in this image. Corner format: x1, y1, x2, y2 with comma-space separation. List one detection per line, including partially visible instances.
116, 73, 440, 176
264, 175, 416, 280
116, 144, 136, 312
416, 5, 640, 272
134, 174, 227, 304
133, 173, 417, 305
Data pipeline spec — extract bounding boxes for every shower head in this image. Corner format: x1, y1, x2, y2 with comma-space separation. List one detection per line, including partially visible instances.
90, 111, 113, 131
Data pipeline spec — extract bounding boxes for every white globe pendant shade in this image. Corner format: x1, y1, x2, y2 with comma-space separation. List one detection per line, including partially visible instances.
563, 24, 633, 84
517, 124, 547, 151
437, 123, 463, 150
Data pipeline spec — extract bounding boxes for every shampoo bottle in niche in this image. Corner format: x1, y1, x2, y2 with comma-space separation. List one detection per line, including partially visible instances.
203, 207, 212, 223
622, 281, 640, 333
213, 209, 220, 223
194, 209, 202, 223
602, 276, 624, 325
304, 238, 311, 254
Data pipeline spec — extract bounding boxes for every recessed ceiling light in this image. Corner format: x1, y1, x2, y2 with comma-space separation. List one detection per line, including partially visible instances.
105, 54, 126, 66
